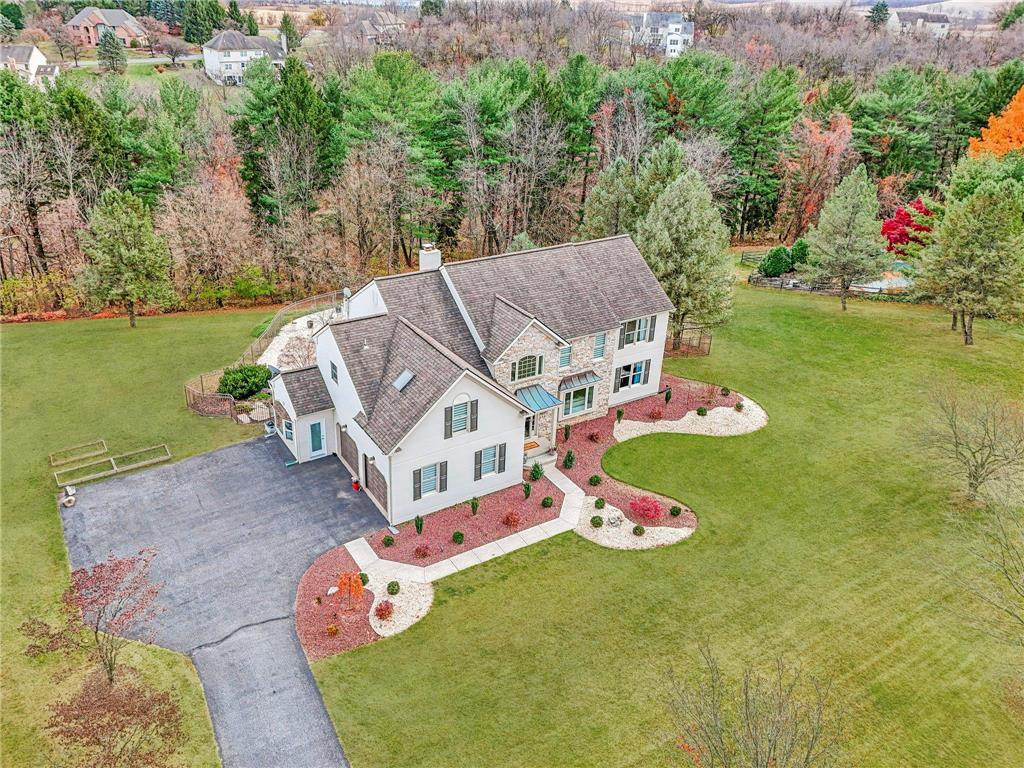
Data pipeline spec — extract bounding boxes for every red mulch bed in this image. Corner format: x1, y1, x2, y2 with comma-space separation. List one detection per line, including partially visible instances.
555, 374, 737, 529
367, 472, 564, 566
295, 546, 378, 661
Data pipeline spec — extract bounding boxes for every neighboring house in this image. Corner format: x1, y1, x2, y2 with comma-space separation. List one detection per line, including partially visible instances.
67, 7, 146, 47
886, 11, 951, 38
269, 236, 673, 525
625, 11, 694, 58
0, 44, 58, 86
355, 10, 406, 46
202, 30, 286, 85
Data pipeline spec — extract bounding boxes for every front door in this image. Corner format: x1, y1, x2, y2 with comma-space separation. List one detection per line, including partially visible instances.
309, 421, 324, 456
524, 414, 536, 438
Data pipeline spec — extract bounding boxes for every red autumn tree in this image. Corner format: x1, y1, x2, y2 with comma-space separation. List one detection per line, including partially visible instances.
336, 571, 364, 611
969, 85, 1024, 158
48, 666, 184, 768
775, 114, 856, 241
22, 549, 162, 683
881, 197, 937, 258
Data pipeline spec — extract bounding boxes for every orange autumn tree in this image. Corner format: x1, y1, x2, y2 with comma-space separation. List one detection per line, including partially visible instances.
969, 85, 1024, 158
336, 572, 364, 611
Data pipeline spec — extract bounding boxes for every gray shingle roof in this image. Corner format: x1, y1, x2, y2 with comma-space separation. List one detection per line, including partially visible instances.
444, 235, 673, 352
482, 295, 535, 363
0, 44, 35, 65
68, 7, 144, 34
203, 30, 285, 59
278, 366, 333, 416
896, 11, 950, 24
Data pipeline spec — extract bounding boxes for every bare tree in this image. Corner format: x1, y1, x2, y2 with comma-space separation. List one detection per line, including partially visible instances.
138, 16, 169, 57
925, 390, 1024, 501
0, 126, 54, 274
157, 36, 191, 66
667, 642, 844, 768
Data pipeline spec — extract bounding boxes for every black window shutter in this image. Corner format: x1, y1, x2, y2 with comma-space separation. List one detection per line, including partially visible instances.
470, 399, 478, 432
439, 461, 447, 492
413, 468, 422, 500
474, 450, 482, 481
613, 366, 621, 393
648, 315, 657, 342
618, 326, 626, 349
498, 443, 506, 473
642, 359, 651, 385
444, 406, 453, 439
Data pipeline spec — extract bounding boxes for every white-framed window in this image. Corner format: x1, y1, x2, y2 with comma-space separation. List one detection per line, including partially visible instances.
413, 461, 447, 500
593, 333, 606, 359
616, 360, 649, 391
224, 63, 233, 70
479, 445, 498, 475
451, 397, 470, 433
620, 316, 652, 346
563, 385, 594, 416
559, 345, 572, 369
283, 420, 293, 440
510, 354, 543, 382
330, 362, 338, 382
419, 462, 439, 494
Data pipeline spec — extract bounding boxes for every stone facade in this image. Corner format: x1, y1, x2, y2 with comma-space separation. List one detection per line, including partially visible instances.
492, 321, 620, 429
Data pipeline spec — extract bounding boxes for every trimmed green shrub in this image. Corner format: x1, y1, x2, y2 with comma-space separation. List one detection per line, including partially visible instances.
758, 245, 792, 277
452, 531, 464, 544
632, 524, 645, 536
664, 387, 672, 404
359, 572, 369, 586
530, 462, 544, 481
563, 424, 571, 441
541, 496, 554, 508
522, 481, 532, 499
588, 474, 602, 486
414, 515, 424, 534
382, 535, 394, 547
735, 402, 744, 412
720, 386, 730, 396
595, 497, 606, 510
562, 450, 575, 469
469, 497, 479, 515
217, 364, 271, 399
387, 581, 400, 595
670, 505, 682, 517
616, 408, 624, 423
590, 515, 603, 528
696, 406, 708, 416
791, 238, 810, 264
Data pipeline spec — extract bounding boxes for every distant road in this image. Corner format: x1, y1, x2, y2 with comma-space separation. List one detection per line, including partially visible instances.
68, 53, 203, 67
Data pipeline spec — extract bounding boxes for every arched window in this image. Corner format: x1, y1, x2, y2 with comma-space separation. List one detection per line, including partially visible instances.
450, 393, 471, 433
511, 354, 544, 382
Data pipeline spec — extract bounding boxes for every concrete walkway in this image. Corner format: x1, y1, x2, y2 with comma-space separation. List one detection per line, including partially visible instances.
345, 466, 587, 584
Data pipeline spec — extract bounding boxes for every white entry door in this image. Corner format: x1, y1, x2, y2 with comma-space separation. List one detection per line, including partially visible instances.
309, 420, 326, 457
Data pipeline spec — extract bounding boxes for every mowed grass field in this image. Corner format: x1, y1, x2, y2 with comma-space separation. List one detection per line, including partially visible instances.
0, 310, 269, 767
314, 286, 1024, 767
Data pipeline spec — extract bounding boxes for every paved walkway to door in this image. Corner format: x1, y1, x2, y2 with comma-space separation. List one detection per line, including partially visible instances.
61, 436, 387, 768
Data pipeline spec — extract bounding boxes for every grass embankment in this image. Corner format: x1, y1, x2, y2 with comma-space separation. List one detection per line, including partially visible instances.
314, 285, 1024, 767
1, 310, 266, 767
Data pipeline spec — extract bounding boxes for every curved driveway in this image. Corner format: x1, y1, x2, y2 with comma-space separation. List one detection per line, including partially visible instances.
61, 437, 387, 768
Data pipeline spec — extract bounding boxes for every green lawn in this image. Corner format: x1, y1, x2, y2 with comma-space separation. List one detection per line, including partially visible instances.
0, 310, 267, 767
314, 286, 1024, 767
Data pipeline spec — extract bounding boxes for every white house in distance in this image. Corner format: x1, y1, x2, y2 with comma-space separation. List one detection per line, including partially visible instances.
269, 236, 673, 525
0, 44, 59, 86
626, 11, 695, 58
202, 30, 286, 85
886, 11, 951, 38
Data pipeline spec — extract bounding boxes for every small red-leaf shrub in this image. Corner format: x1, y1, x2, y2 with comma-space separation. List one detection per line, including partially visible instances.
502, 510, 523, 528
648, 407, 663, 420
326, 624, 338, 637
375, 600, 394, 620
629, 496, 664, 522
413, 544, 431, 559
588, 431, 602, 443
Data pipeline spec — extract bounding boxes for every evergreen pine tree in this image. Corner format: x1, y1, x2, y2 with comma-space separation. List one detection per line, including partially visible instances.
803, 165, 889, 310
420, 0, 444, 17
627, 137, 686, 232
867, 1, 890, 29
98, 29, 127, 73
231, 56, 281, 219
636, 169, 733, 341
228, 0, 243, 24
580, 157, 635, 239
244, 11, 259, 36
279, 12, 299, 51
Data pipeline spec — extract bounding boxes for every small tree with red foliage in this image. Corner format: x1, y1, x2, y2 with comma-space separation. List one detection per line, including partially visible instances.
336, 571, 364, 611
881, 197, 938, 259
22, 549, 162, 683
48, 666, 184, 768
630, 496, 664, 522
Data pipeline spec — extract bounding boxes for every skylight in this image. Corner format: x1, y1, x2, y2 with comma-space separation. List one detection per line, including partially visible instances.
392, 369, 415, 392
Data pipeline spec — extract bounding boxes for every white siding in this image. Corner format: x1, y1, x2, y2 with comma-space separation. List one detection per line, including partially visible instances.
608, 310, 670, 406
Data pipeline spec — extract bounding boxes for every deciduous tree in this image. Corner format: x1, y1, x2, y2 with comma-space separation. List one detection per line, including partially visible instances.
969, 85, 1024, 158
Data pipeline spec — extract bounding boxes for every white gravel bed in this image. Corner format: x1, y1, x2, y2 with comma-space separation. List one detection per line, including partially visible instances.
367, 577, 434, 637
574, 498, 694, 550
613, 395, 768, 442
257, 308, 337, 369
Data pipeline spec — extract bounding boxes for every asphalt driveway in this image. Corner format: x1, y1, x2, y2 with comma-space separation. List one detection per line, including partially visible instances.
61, 436, 387, 768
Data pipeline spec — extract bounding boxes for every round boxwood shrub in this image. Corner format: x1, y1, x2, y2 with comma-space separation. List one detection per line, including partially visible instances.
387, 580, 400, 596
758, 245, 792, 278
595, 497, 606, 510
217, 364, 272, 400
720, 386, 730, 396
696, 406, 708, 416
452, 530, 464, 545
530, 462, 544, 481
632, 524, 645, 537
790, 238, 810, 265
541, 496, 554, 508
670, 505, 682, 517
590, 515, 603, 528
382, 534, 395, 547
588, 474, 602, 486
358, 572, 369, 586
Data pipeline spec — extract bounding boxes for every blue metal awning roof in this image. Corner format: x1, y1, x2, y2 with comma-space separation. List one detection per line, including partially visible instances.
515, 384, 561, 412
558, 370, 601, 392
